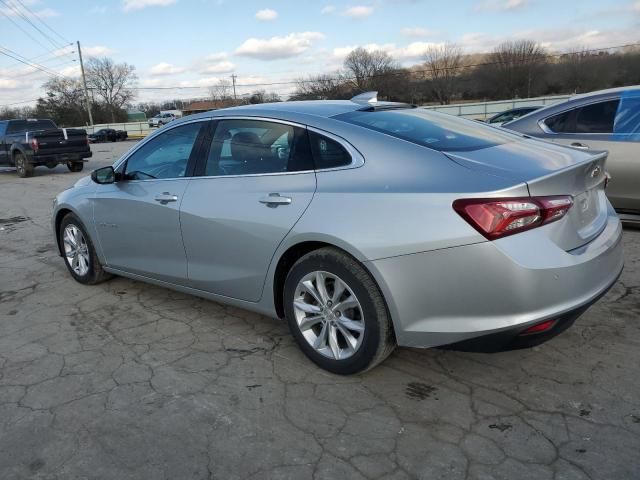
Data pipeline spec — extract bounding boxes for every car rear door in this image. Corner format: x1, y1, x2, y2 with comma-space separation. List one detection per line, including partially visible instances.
92, 120, 207, 284
179, 118, 316, 302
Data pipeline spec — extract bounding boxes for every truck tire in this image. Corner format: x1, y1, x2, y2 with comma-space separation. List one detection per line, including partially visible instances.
67, 162, 84, 172
14, 152, 34, 178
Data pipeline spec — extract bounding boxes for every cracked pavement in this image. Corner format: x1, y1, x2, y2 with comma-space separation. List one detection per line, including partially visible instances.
1, 142, 639, 479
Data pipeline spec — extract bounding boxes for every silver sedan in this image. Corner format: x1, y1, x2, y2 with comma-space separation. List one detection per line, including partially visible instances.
52, 92, 623, 374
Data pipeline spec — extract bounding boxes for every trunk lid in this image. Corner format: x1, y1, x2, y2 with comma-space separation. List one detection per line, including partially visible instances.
30, 128, 89, 154
444, 139, 609, 251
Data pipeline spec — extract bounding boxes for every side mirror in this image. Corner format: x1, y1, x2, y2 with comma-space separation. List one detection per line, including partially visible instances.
91, 166, 117, 184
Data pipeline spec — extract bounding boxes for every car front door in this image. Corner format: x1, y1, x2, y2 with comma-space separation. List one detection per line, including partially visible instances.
179, 118, 317, 302
93, 120, 206, 283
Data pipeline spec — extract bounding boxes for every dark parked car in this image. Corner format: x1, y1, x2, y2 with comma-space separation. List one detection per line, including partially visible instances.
88, 128, 128, 143
486, 106, 541, 125
0, 118, 92, 177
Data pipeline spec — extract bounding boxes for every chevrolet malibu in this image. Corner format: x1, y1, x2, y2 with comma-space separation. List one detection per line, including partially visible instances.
52, 92, 624, 374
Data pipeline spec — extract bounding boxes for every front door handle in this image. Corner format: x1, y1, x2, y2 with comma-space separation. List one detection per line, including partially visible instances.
154, 192, 178, 204
571, 142, 590, 150
259, 193, 292, 207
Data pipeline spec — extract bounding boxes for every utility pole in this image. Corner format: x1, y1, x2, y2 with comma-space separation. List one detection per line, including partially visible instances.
77, 41, 93, 126
231, 73, 237, 102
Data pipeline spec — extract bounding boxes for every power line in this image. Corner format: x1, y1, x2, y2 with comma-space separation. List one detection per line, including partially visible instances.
125, 41, 640, 92
0, 4, 52, 52
0, 46, 63, 78
0, 98, 41, 108
12, 0, 70, 45
1, 0, 64, 50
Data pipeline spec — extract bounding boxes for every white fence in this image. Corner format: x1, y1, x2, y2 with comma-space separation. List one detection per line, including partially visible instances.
422, 94, 572, 120
78, 121, 152, 137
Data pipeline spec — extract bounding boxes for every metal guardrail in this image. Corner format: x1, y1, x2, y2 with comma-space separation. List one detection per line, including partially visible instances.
422, 94, 572, 120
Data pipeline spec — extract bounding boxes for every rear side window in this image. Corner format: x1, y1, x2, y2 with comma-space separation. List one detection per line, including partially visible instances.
575, 100, 619, 133
544, 110, 572, 133
204, 119, 314, 176
6, 119, 56, 134
309, 131, 352, 169
335, 109, 514, 152
545, 100, 620, 134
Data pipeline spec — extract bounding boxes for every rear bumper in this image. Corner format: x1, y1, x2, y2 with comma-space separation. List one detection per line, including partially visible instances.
367, 204, 624, 348
31, 151, 92, 165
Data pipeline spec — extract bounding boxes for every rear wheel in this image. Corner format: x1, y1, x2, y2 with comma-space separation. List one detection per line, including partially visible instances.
67, 162, 84, 172
14, 152, 34, 178
59, 213, 111, 285
283, 247, 395, 374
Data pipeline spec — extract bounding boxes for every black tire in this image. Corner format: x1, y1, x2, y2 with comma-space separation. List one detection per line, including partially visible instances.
14, 152, 34, 178
67, 162, 84, 172
283, 247, 395, 375
46, 162, 57, 169
59, 213, 111, 285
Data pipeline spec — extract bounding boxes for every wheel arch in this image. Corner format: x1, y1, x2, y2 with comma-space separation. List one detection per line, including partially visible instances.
270, 238, 395, 338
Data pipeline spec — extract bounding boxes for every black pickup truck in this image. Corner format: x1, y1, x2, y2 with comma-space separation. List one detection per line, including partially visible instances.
0, 118, 92, 177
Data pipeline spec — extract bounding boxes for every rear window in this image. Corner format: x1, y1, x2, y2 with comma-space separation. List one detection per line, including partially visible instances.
7, 119, 56, 134
334, 109, 514, 152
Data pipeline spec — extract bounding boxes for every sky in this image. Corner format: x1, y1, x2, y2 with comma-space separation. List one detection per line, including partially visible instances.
1, 0, 639, 107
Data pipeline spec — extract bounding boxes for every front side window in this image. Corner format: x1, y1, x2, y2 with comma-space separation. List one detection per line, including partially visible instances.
204, 119, 313, 176
335, 108, 515, 152
124, 122, 202, 180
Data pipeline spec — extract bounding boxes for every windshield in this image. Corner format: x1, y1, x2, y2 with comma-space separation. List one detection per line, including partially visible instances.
334, 108, 517, 152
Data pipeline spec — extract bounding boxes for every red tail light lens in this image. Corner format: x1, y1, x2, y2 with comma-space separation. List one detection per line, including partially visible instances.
30, 138, 39, 152
453, 196, 573, 240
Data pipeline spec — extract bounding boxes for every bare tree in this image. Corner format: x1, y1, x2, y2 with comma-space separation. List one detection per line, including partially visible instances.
85, 57, 137, 122
35, 78, 87, 126
343, 47, 397, 91
423, 43, 463, 105
208, 79, 233, 101
487, 40, 547, 98
291, 73, 349, 100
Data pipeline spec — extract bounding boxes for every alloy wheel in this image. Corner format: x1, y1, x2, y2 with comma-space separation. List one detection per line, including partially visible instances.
293, 271, 365, 360
63, 224, 90, 276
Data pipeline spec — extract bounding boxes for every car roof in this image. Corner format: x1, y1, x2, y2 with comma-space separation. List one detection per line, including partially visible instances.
571, 84, 640, 99
184, 99, 415, 123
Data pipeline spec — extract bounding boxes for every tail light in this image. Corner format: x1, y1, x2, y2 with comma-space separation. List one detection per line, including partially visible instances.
453, 196, 573, 240
519, 319, 556, 336
30, 138, 39, 152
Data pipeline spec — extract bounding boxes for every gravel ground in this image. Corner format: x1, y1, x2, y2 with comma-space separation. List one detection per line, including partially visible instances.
0, 141, 639, 480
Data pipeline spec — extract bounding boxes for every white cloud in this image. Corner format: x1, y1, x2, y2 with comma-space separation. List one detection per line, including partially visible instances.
122, 0, 175, 12
343, 5, 374, 17
0, 78, 20, 89
401, 27, 435, 38
632, 1, 640, 12
255, 8, 278, 21
321, 5, 336, 14
202, 61, 235, 73
58, 65, 81, 77
82, 46, 114, 57
150, 62, 186, 75
475, 0, 528, 12
333, 41, 441, 61
205, 52, 229, 62
235, 32, 324, 60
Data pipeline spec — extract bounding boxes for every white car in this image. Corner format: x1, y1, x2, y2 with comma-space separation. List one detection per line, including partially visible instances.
148, 113, 176, 128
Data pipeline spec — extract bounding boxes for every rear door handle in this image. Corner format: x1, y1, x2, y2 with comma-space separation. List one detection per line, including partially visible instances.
259, 193, 292, 206
571, 142, 590, 150
154, 192, 178, 204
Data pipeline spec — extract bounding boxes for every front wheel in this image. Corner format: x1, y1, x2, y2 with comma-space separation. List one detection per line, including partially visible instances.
67, 162, 84, 172
283, 247, 395, 375
59, 213, 111, 285
14, 152, 34, 178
